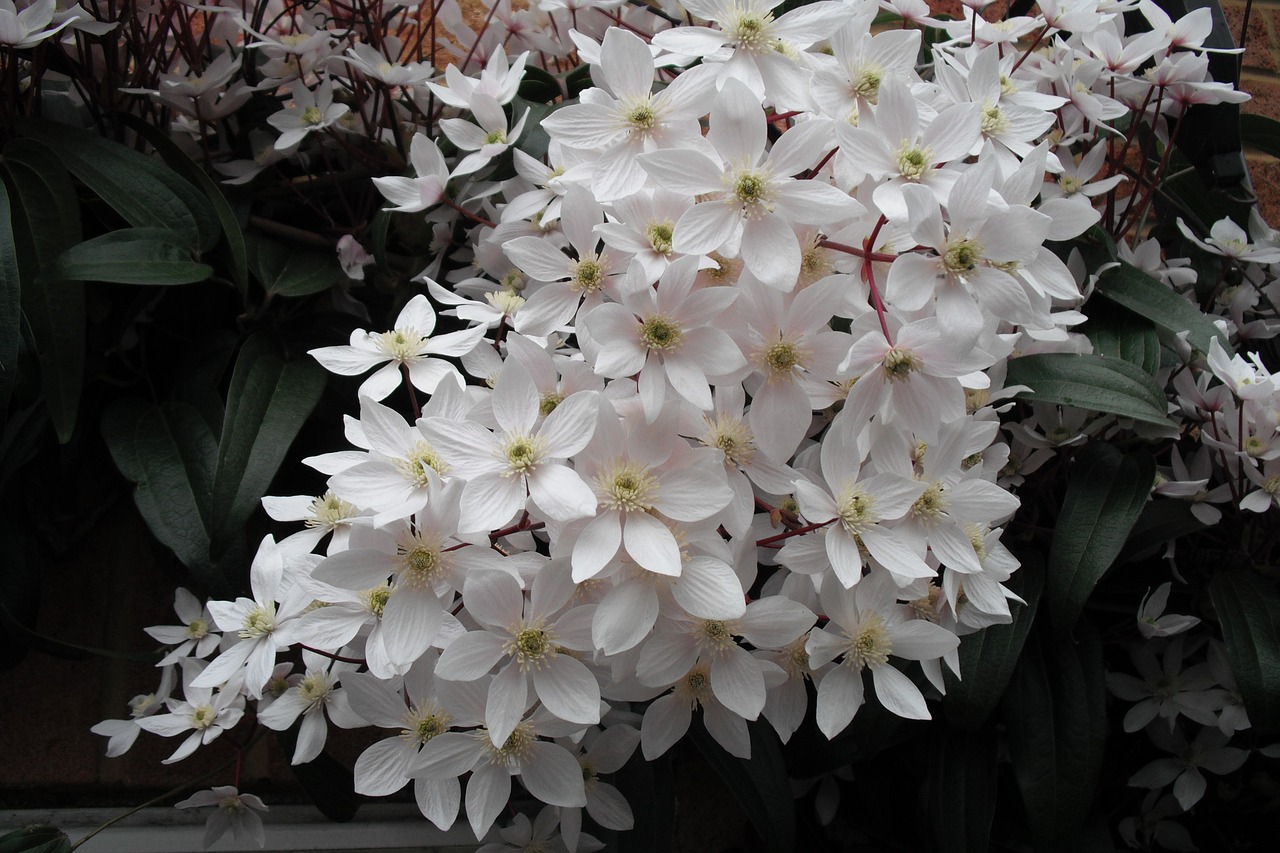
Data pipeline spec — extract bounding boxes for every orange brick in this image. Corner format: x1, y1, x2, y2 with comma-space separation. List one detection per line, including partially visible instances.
1222, 0, 1280, 74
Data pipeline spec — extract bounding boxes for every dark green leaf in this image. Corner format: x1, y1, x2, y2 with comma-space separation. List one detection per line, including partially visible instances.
44, 228, 212, 285
16, 118, 219, 253
1005, 353, 1170, 426
1209, 570, 1280, 735
1094, 262, 1230, 357
0, 181, 19, 414
4, 142, 85, 443
1116, 499, 1207, 565
943, 554, 1044, 731
0, 825, 71, 853
564, 63, 593, 99
250, 236, 345, 297
1002, 621, 1107, 851
785, 683, 903, 776
119, 114, 250, 296
1081, 298, 1162, 375
513, 97, 554, 162
689, 716, 794, 853
276, 730, 359, 822
517, 65, 562, 102
928, 725, 997, 853
103, 400, 229, 592
370, 208, 392, 273
210, 335, 325, 551
1048, 444, 1155, 631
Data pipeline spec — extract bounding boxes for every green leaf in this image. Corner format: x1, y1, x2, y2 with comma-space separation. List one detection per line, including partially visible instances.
689, 716, 794, 853
250, 236, 345, 297
564, 63, 593, 99
370, 208, 392, 273
1002, 621, 1107, 851
928, 725, 997, 853
44, 228, 212, 285
15, 118, 219, 253
512, 97, 554, 162
0, 181, 19, 414
4, 142, 84, 443
1116, 500, 1207, 565
0, 825, 71, 853
943, 554, 1044, 731
1209, 570, 1280, 735
275, 730, 359, 822
1094, 262, 1231, 357
119, 114, 250, 296
517, 65, 562, 102
1081, 298, 1161, 375
1048, 444, 1155, 631
103, 399, 230, 593
210, 335, 325, 551
1005, 353, 1170, 426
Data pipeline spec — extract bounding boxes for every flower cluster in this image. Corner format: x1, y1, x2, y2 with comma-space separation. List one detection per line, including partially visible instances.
79, 0, 1280, 848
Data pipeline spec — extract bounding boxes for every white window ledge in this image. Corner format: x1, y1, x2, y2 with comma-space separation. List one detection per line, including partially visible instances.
2, 804, 480, 853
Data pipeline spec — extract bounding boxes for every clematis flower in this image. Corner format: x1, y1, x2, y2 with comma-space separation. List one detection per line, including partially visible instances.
175, 787, 269, 849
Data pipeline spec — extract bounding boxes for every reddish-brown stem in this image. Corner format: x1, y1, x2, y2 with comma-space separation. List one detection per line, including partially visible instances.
443, 196, 498, 228
1010, 26, 1051, 74
756, 519, 833, 548
298, 644, 368, 665
818, 239, 899, 265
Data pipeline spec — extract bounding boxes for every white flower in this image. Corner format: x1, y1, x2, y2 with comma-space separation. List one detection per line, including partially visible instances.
267, 78, 350, 150
175, 786, 269, 849
255, 651, 363, 764
144, 588, 221, 667
1137, 583, 1201, 639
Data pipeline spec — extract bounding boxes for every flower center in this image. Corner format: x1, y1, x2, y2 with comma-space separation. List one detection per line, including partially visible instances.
483, 721, 537, 765
680, 664, 714, 708
847, 612, 892, 670
362, 586, 391, 617
507, 624, 556, 670
702, 414, 755, 466
299, 672, 331, 705
640, 315, 684, 352
760, 338, 806, 377
728, 11, 775, 50
623, 98, 658, 131
698, 619, 735, 651
980, 102, 1009, 136
376, 328, 427, 361
191, 704, 217, 729
186, 618, 209, 640
943, 238, 982, 275
895, 145, 931, 180
502, 434, 543, 474
307, 490, 356, 529
483, 129, 507, 145
398, 535, 446, 589
402, 703, 452, 744
240, 605, 276, 639
881, 347, 921, 382
911, 483, 946, 519
596, 461, 658, 512
836, 487, 875, 532
646, 220, 675, 254
485, 290, 525, 316
571, 257, 605, 292
301, 106, 324, 126
396, 440, 449, 485
852, 67, 883, 102
730, 169, 775, 217
539, 392, 564, 416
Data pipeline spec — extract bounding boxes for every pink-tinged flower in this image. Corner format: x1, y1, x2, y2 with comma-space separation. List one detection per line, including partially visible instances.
640, 80, 860, 290
267, 78, 349, 150
806, 573, 959, 736
506, 186, 631, 337
193, 537, 306, 698
144, 587, 221, 667
441, 93, 528, 177
175, 786, 268, 849
542, 28, 715, 200
373, 134, 452, 214
580, 256, 746, 421
568, 405, 733, 581
136, 659, 246, 763
835, 76, 980, 221
256, 651, 363, 764
343, 656, 484, 829
420, 363, 600, 531
434, 568, 600, 746
410, 707, 589, 839
309, 293, 484, 401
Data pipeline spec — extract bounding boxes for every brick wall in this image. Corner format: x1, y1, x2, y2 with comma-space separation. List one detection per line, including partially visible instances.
1224, 0, 1280, 224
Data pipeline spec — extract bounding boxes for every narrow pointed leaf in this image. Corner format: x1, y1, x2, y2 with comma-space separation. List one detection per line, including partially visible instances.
1209, 570, 1280, 735
211, 335, 325, 550
1047, 444, 1155, 632
44, 228, 212, 285
943, 553, 1044, 731
1094, 262, 1230, 356
928, 725, 997, 853
1005, 353, 1170, 426
1002, 621, 1107, 851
